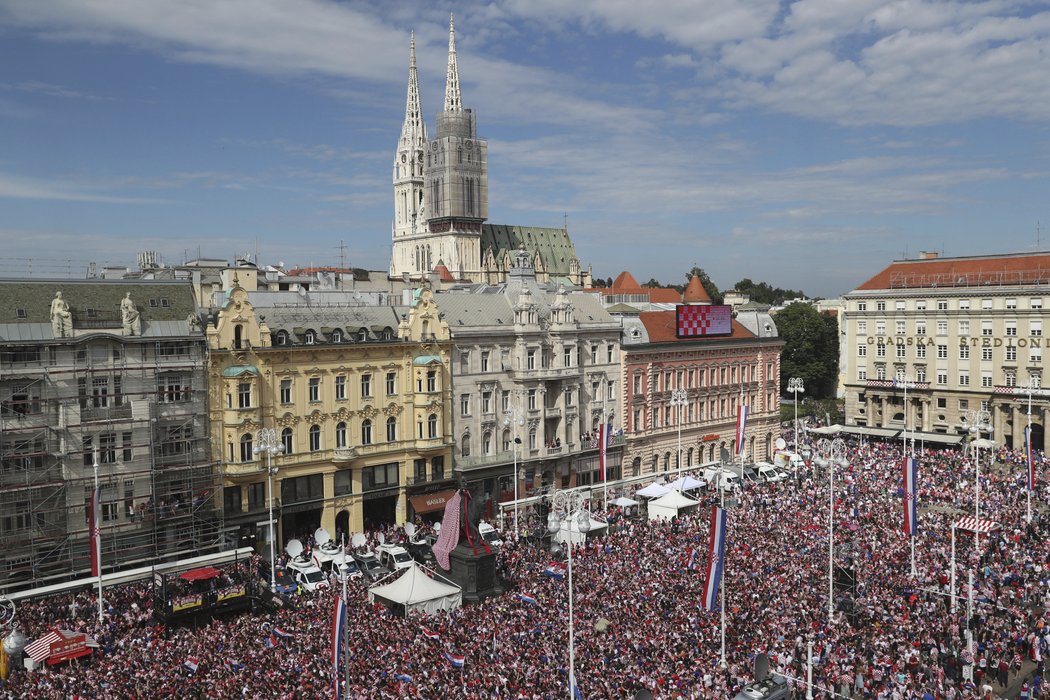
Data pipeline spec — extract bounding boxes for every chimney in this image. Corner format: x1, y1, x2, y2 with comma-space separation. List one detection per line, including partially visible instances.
919, 251, 939, 260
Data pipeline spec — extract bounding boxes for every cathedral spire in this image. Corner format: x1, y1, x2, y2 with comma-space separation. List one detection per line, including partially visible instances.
400, 31, 427, 146
443, 13, 462, 112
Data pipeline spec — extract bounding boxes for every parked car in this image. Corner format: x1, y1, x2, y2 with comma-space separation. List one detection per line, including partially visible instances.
756, 463, 786, 483
352, 552, 388, 581
406, 540, 437, 566
376, 544, 414, 572
285, 558, 328, 592
478, 522, 503, 547
269, 567, 298, 595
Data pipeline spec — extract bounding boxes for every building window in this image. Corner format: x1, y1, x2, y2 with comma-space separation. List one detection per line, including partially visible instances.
916, 344, 926, 360
361, 419, 372, 445
896, 344, 906, 359
876, 365, 886, 380
334, 470, 352, 496
591, 344, 598, 364
857, 302, 867, 311
981, 299, 992, 310
308, 377, 320, 402
481, 352, 489, 372
1031, 348, 1042, 363
937, 345, 948, 359
859, 343, 869, 358
431, 455, 444, 480
304, 330, 315, 344
460, 394, 470, 416
461, 434, 471, 457
335, 422, 346, 448
527, 350, 536, 370
876, 301, 886, 311
1005, 371, 1016, 387
428, 413, 438, 438
565, 388, 575, 407
916, 300, 927, 310
361, 374, 372, 398
959, 299, 971, 310
385, 372, 396, 396
981, 372, 993, 388
239, 434, 253, 462
1032, 320, 1043, 337
238, 382, 251, 409
501, 391, 510, 413
916, 320, 926, 335
309, 425, 321, 452
896, 320, 906, 335
427, 370, 437, 392
916, 366, 926, 382
563, 347, 573, 367
959, 345, 969, 360
158, 374, 187, 403
981, 320, 993, 336
1006, 321, 1017, 336
958, 320, 970, 336
460, 351, 470, 373
280, 379, 293, 404
335, 375, 346, 400
937, 299, 948, 310
895, 300, 906, 311
1031, 372, 1042, 388
528, 389, 537, 410
857, 320, 867, 334
1006, 346, 1017, 362
282, 427, 294, 454
528, 428, 537, 451
482, 431, 492, 455
875, 321, 886, 335
1033, 298, 1044, 309
1006, 298, 1017, 309
876, 344, 886, 358
482, 391, 492, 414
386, 416, 397, 442
936, 320, 948, 336
937, 371, 947, 385
607, 346, 614, 363
633, 373, 642, 394
959, 372, 969, 386
981, 347, 993, 361
331, 329, 343, 343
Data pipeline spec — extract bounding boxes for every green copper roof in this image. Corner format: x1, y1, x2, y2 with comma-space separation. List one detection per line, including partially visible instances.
222, 365, 259, 377
481, 224, 580, 277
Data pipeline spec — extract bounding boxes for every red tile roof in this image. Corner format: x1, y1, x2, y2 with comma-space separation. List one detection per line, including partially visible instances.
611, 271, 643, 293
433, 262, 456, 283
639, 311, 756, 343
683, 274, 712, 303
646, 287, 682, 303
855, 252, 1050, 291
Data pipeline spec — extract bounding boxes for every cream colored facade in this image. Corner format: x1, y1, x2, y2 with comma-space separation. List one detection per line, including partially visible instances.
842, 259, 1050, 450
207, 285, 453, 550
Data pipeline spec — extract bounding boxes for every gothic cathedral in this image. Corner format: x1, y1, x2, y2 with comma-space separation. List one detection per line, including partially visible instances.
389, 16, 591, 287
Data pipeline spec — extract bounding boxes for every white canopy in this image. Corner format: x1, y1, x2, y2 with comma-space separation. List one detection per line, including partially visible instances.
368, 562, 462, 615
666, 475, 706, 491
612, 496, 639, 507
647, 489, 701, 521
636, 482, 670, 499
554, 511, 609, 546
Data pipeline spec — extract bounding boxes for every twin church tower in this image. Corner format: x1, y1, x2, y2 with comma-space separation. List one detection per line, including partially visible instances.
389, 17, 590, 287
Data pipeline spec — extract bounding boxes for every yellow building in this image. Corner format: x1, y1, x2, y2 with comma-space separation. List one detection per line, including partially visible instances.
206, 283, 453, 551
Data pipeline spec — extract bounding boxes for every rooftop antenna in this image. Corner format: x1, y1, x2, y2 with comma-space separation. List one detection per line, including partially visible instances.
336, 239, 348, 270
1037, 221, 1042, 250
563, 212, 568, 232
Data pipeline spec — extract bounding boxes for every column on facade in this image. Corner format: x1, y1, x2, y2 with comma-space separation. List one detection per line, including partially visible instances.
1011, 403, 1022, 449
321, 471, 336, 534
865, 394, 875, 426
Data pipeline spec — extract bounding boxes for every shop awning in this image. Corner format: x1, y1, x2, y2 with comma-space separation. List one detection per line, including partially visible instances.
839, 425, 901, 439
180, 566, 222, 581
409, 489, 458, 515
905, 430, 964, 446
25, 629, 98, 665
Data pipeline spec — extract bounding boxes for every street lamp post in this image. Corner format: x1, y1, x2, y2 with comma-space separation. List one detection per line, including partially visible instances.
670, 389, 689, 481
787, 378, 805, 455
813, 437, 848, 625
253, 428, 285, 592
961, 409, 992, 548
546, 489, 591, 700
504, 406, 525, 536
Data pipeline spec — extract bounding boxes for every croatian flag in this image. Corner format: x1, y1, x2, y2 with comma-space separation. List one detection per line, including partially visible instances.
264, 633, 277, 649
227, 658, 244, 671
571, 671, 584, 700
701, 506, 727, 612
517, 592, 539, 606
332, 597, 346, 699
1026, 425, 1036, 490
183, 657, 198, 674
420, 626, 441, 641
903, 457, 918, 537
445, 651, 466, 668
598, 422, 610, 481
273, 627, 294, 639
89, 486, 102, 578
543, 563, 567, 580
687, 547, 697, 571
735, 402, 749, 455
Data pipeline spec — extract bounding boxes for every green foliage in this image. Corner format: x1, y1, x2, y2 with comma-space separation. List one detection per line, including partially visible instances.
774, 303, 839, 398
732, 278, 807, 305
780, 397, 844, 425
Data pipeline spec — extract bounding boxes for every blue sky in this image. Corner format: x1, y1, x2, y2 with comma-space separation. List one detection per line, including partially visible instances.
1, 1, 1048, 298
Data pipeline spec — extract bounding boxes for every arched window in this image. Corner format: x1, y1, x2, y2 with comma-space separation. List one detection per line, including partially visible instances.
239, 433, 253, 462
631, 457, 642, 477
460, 433, 471, 457
281, 427, 293, 455
427, 413, 438, 438
234, 325, 244, 349
331, 329, 343, 343
335, 422, 347, 448
275, 330, 288, 346
528, 427, 537, 450
687, 447, 694, 466
304, 330, 315, 345
361, 419, 373, 445
502, 429, 511, 451
482, 431, 492, 455
386, 416, 397, 442
358, 329, 369, 342
309, 424, 321, 452
663, 452, 671, 470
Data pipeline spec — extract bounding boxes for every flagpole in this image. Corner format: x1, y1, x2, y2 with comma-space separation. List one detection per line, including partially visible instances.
93, 446, 102, 625
1027, 384, 1033, 523
950, 523, 957, 614
602, 390, 608, 511
720, 459, 726, 668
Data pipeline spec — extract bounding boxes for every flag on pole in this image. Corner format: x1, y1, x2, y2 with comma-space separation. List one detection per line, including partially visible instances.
420, 626, 441, 641
444, 651, 466, 668
701, 505, 727, 611
1026, 425, 1035, 490
903, 456, 918, 537
598, 422, 609, 481
183, 657, 198, 674
331, 597, 346, 700
571, 671, 584, 700
517, 592, 539, 606
735, 398, 749, 455
89, 486, 102, 578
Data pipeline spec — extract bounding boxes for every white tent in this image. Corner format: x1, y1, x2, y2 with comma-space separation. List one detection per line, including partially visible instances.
553, 511, 609, 546
647, 490, 701, 521
666, 475, 706, 491
367, 562, 462, 615
612, 496, 639, 507
636, 482, 670, 499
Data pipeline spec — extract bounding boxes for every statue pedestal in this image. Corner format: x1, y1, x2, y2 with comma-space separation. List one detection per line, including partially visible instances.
447, 543, 501, 604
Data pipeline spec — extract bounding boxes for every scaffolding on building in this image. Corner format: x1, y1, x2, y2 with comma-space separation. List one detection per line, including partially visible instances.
0, 336, 222, 592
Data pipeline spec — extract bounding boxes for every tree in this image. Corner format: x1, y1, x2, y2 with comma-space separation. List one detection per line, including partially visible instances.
774, 303, 839, 398
732, 278, 806, 306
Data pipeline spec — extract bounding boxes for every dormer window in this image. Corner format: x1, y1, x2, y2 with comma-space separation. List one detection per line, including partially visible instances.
331, 329, 343, 343
304, 330, 316, 345
275, 331, 288, 346
358, 329, 369, 342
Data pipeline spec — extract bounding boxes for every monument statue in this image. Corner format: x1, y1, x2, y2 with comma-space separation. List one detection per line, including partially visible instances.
186, 312, 202, 333
50, 291, 72, 338
120, 292, 142, 336
432, 487, 491, 571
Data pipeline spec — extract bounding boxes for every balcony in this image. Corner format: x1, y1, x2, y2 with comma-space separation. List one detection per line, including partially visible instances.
865, 379, 930, 390
545, 445, 562, 456
509, 366, 574, 381
81, 403, 133, 423
333, 447, 356, 462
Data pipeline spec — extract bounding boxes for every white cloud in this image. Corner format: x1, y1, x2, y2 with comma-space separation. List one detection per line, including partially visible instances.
0, 172, 166, 203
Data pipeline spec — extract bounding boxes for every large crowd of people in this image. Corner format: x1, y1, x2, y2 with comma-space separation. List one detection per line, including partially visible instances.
2, 434, 1049, 698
